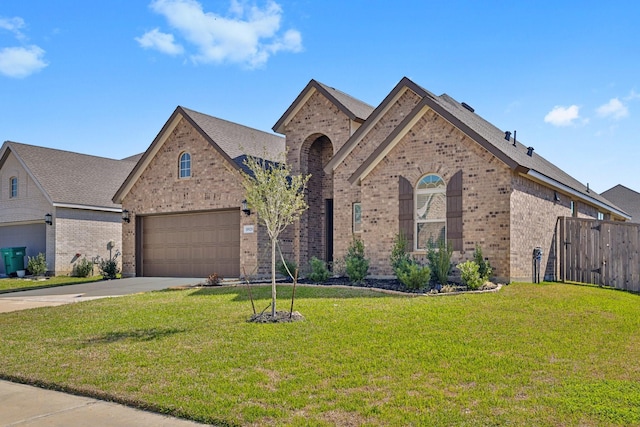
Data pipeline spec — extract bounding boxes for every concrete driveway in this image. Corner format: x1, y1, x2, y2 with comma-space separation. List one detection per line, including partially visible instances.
0, 277, 205, 313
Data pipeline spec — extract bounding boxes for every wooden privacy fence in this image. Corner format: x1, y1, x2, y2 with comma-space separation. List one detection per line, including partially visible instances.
557, 217, 640, 292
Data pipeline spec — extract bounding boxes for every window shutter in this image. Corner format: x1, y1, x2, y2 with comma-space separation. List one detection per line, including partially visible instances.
399, 176, 414, 249
446, 170, 463, 251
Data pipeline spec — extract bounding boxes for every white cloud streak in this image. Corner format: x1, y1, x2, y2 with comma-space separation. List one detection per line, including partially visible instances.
0, 45, 48, 78
596, 98, 628, 120
140, 0, 302, 68
544, 105, 581, 127
136, 28, 184, 55
0, 16, 26, 40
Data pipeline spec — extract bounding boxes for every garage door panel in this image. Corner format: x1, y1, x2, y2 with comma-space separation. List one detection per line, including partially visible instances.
142, 210, 240, 277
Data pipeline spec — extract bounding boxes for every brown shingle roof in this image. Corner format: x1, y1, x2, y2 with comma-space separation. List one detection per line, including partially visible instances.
2, 141, 139, 210
602, 185, 640, 223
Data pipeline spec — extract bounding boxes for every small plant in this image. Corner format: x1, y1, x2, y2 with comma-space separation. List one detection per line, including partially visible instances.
426, 238, 453, 288
206, 273, 223, 286
330, 258, 346, 277
345, 238, 369, 284
390, 233, 412, 272
308, 256, 330, 283
98, 249, 120, 280
457, 260, 484, 290
395, 259, 431, 290
276, 259, 297, 279
27, 253, 47, 276
473, 244, 492, 282
73, 257, 94, 277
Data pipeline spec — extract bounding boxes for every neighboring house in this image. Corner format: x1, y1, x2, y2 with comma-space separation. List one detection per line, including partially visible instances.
0, 141, 140, 276
115, 78, 628, 283
601, 184, 640, 223
113, 106, 286, 278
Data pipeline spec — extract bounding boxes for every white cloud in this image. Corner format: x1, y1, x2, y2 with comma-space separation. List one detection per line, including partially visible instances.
142, 0, 302, 68
625, 89, 640, 101
135, 28, 184, 55
0, 45, 48, 78
0, 16, 26, 40
596, 98, 628, 120
544, 105, 581, 127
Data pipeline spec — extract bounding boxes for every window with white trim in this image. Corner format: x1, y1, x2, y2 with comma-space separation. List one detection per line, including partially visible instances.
9, 176, 17, 198
353, 202, 362, 233
415, 174, 446, 250
179, 152, 191, 178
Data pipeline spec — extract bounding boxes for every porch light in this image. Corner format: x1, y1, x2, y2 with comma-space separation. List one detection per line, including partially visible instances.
241, 200, 251, 216
44, 213, 52, 226
122, 209, 130, 223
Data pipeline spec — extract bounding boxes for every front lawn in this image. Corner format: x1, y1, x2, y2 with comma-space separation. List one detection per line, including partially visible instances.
0, 283, 639, 426
0, 276, 103, 293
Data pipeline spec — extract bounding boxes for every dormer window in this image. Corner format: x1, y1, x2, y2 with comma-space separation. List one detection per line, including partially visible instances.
179, 152, 191, 178
9, 176, 17, 198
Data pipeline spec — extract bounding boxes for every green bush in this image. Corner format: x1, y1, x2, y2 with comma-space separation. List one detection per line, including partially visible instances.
395, 259, 431, 290
473, 244, 492, 281
427, 238, 453, 288
345, 238, 369, 284
98, 249, 120, 280
276, 259, 297, 279
73, 257, 94, 277
308, 256, 330, 283
457, 260, 484, 290
27, 253, 47, 276
390, 233, 411, 272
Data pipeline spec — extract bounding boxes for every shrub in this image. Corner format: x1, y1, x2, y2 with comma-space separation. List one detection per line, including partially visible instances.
98, 249, 120, 280
426, 238, 453, 288
457, 260, 484, 290
390, 233, 411, 272
73, 257, 94, 277
473, 244, 492, 281
206, 273, 223, 286
345, 238, 369, 284
330, 258, 346, 277
276, 259, 297, 279
395, 259, 431, 290
308, 256, 330, 283
27, 253, 47, 276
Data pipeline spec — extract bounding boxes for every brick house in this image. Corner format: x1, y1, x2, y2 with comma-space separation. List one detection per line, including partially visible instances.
115, 78, 628, 282
0, 141, 139, 275
274, 77, 628, 282
112, 106, 285, 278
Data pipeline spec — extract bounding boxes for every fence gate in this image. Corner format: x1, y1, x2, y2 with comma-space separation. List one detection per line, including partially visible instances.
557, 217, 640, 292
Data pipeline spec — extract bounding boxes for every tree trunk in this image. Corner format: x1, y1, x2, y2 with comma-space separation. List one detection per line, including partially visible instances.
271, 238, 277, 317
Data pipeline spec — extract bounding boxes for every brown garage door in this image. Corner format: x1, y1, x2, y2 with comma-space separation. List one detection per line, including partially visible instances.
141, 210, 240, 277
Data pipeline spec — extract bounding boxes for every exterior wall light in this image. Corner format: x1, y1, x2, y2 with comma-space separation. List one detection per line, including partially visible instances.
241, 200, 251, 216
44, 213, 53, 225
122, 209, 131, 223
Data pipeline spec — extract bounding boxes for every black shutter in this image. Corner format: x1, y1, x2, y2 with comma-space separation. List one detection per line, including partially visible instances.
446, 170, 463, 251
399, 176, 414, 250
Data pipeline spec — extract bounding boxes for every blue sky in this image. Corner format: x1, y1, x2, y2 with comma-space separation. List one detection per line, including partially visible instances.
2, 0, 639, 194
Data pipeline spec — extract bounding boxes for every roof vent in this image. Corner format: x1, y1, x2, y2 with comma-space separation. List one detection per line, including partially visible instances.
527, 146, 534, 156
504, 131, 511, 141
461, 102, 475, 113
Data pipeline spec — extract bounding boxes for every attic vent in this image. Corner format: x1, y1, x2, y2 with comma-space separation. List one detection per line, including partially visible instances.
504, 131, 511, 141
461, 102, 475, 113
527, 147, 534, 156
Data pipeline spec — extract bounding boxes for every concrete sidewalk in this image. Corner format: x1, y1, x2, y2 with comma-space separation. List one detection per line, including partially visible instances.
0, 380, 210, 426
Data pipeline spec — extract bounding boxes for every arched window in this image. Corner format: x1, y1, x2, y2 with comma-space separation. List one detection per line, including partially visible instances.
179, 152, 191, 178
9, 176, 17, 198
415, 174, 446, 250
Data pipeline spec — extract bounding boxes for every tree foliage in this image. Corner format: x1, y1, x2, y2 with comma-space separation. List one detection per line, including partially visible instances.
241, 153, 310, 317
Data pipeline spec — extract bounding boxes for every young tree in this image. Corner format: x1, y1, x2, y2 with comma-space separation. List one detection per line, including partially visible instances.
241, 153, 310, 318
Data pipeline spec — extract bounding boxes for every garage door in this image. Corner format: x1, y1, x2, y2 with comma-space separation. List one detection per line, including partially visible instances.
0, 223, 46, 275
141, 210, 240, 278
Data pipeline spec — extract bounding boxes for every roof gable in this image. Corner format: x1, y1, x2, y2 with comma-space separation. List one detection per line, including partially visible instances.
1, 141, 138, 211
602, 184, 640, 222
273, 79, 374, 134
113, 106, 285, 203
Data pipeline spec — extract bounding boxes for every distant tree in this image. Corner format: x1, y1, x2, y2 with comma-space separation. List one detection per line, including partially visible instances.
241, 153, 310, 318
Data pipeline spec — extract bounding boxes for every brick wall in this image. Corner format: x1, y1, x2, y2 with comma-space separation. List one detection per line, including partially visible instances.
121, 116, 268, 278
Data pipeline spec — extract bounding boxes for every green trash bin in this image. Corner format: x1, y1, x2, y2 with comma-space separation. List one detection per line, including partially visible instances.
1, 247, 26, 275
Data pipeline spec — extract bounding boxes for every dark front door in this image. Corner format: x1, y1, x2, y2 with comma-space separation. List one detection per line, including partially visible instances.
325, 199, 334, 265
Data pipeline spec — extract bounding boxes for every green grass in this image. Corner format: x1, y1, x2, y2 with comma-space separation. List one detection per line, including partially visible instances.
0, 275, 103, 293
0, 282, 639, 426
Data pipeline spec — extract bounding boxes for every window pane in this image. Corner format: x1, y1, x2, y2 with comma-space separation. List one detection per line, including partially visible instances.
10, 177, 17, 198
416, 222, 446, 249
417, 174, 445, 190
179, 153, 191, 178
353, 203, 362, 233
416, 193, 446, 220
